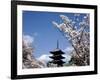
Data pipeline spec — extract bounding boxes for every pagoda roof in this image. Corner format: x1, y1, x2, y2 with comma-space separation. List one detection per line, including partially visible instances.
49, 55, 65, 59
50, 49, 65, 54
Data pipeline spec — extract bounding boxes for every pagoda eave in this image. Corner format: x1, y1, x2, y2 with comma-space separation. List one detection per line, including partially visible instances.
49, 56, 65, 59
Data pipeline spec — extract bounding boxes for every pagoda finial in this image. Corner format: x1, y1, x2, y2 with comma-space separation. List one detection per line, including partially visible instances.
57, 40, 59, 49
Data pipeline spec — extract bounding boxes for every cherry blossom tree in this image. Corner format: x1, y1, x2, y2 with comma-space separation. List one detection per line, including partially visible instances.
52, 14, 90, 66
22, 35, 46, 68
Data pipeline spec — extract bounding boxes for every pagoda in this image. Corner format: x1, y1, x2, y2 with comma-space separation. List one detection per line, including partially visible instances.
49, 41, 65, 67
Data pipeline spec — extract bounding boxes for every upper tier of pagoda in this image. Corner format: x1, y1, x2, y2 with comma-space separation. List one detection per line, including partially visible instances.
50, 48, 65, 54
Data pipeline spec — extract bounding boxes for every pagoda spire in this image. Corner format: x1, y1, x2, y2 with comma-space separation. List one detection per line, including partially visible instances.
57, 40, 59, 49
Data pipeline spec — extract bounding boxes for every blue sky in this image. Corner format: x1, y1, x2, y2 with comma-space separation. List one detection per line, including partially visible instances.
23, 11, 88, 60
